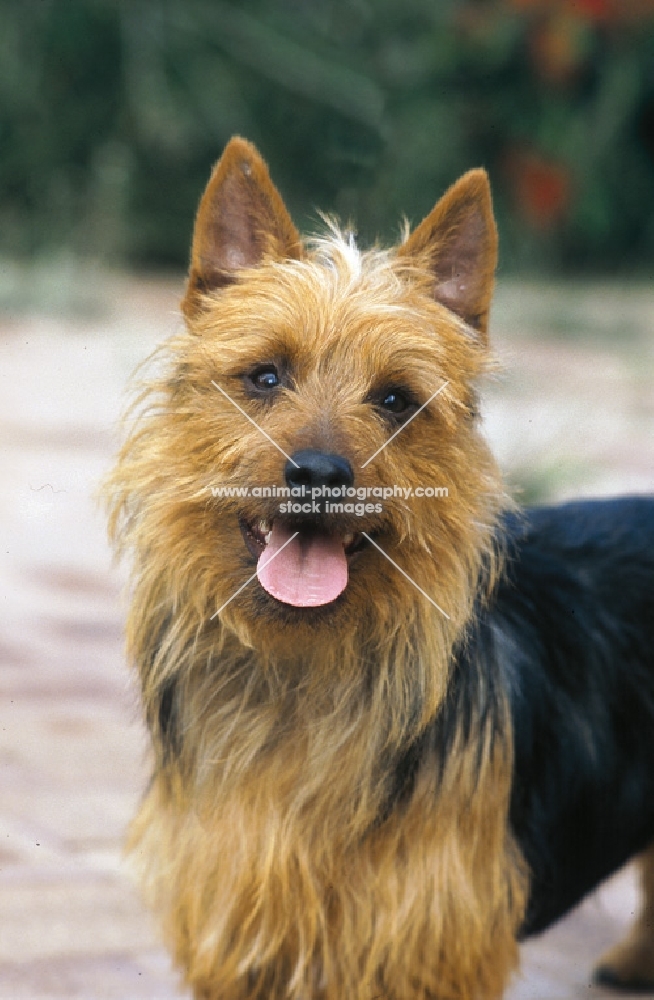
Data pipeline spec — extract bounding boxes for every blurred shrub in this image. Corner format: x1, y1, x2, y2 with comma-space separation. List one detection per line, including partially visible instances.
0, 0, 653, 272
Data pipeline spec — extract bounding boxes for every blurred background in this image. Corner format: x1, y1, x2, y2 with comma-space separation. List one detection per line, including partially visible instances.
2, 0, 654, 277
0, 2, 653, 998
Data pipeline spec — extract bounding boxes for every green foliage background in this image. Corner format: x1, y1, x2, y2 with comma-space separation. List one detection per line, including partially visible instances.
1, 0, 653, 272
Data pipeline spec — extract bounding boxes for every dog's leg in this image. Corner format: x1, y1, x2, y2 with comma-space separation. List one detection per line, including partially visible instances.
594, 844, 654, 993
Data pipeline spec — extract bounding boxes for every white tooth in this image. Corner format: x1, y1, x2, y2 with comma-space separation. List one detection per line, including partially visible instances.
264, 531, 272, 544
343, 533, 354, 546
258, 519, 269, 534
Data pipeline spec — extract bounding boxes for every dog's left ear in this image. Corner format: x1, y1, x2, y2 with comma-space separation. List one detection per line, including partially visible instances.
397, 169, 498, 339
182, 136, 302, 319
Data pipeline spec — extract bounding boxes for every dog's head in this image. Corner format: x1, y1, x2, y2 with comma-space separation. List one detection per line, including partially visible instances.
109, 138, 504, 658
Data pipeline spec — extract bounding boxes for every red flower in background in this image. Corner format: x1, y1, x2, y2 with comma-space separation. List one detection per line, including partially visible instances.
572, 0, 610, 19
506, 150, 572, 229
508, 0, 654, 22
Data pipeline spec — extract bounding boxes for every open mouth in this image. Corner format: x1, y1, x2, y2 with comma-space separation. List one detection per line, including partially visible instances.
239, 518, 367, 608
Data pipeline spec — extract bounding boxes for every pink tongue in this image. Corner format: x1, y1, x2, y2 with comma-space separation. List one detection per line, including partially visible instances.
257, 523, 348, 607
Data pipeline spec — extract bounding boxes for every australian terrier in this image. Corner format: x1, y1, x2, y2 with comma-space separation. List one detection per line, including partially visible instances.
106, 137, 654, 999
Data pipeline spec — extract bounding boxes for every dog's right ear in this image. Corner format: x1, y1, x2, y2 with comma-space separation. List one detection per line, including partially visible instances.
182, 137, 302, 319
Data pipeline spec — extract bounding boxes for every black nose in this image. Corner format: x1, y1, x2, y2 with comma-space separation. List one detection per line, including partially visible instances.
285, 449, 354, 491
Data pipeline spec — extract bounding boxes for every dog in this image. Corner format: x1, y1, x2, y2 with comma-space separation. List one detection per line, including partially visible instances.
106, 136, 654, 999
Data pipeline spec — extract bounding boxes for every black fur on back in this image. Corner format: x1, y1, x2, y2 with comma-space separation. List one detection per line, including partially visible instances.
388, 496, 654, 935
476, 496, 654, 934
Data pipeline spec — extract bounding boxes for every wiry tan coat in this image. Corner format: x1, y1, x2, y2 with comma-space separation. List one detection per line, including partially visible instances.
106, 137, 528, 999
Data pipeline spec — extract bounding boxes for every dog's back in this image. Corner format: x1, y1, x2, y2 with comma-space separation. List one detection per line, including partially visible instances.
485, 496, 654, 934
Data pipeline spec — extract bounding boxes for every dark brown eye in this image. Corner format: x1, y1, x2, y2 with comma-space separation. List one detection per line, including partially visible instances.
250, 366, 280, 390
381, 389, 409, 414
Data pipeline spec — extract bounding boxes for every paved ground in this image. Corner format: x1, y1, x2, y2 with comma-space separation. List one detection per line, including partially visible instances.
0, 271, 652, 999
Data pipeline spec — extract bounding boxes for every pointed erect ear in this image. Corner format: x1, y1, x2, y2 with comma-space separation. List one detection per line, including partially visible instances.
182, 137, 302, 318
397, 169, 498, 338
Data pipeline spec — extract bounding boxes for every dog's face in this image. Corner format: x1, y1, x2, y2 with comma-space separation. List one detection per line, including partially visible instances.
113, 139, 503, 653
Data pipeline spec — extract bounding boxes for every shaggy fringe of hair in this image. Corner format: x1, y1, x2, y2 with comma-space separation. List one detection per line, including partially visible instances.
131, 720, 526, 1000
107, 230, 527, 999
